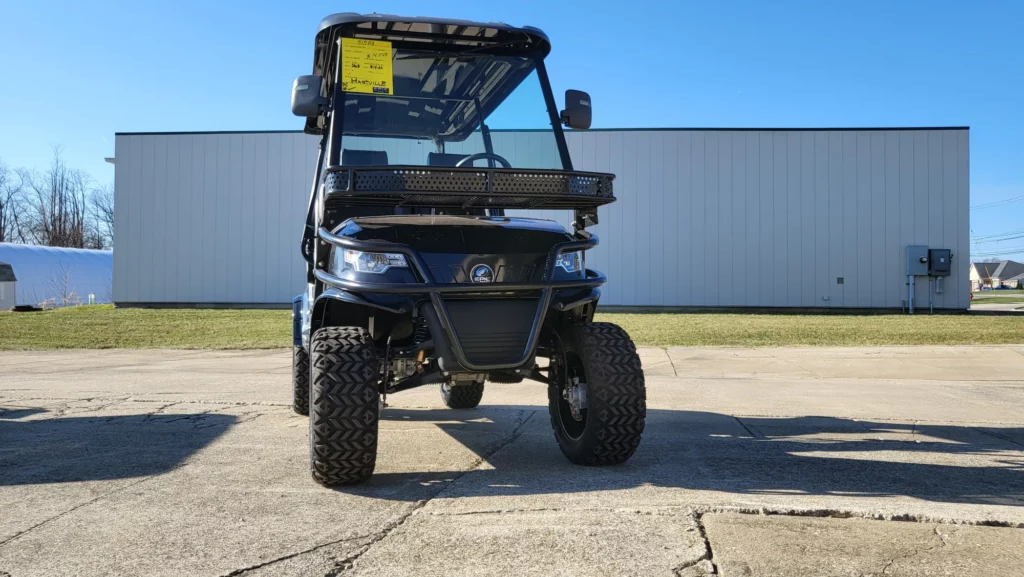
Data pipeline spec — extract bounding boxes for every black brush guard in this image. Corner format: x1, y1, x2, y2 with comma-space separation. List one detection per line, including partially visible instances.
314, 226, 604, 372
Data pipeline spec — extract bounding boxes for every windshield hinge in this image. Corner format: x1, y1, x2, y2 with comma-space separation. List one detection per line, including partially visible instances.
574, 209, 598, 230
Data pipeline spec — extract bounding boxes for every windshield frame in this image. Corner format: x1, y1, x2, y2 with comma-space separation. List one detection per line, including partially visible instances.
323, 37, 573, 172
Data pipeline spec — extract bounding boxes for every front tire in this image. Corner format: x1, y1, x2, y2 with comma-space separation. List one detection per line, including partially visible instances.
548, 322, 646, 465
441, 380, 484, 409
292, 346, 310, 416
309, 327, 379, 486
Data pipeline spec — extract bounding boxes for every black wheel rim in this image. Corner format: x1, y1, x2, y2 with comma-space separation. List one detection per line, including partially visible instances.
555, 350, 588, 441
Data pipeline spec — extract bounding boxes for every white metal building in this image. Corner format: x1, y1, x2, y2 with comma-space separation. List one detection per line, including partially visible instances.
112, 127, 969, 309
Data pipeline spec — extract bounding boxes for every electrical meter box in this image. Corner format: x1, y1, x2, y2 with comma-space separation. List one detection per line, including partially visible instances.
906, 245, 929, 276
928, 249, 952, 276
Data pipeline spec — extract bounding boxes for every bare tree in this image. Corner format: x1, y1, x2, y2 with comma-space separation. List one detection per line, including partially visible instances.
24, 147, 91, 247
0, 160, 28, 243
45, 262, 81, 308
89, 182, 115, 248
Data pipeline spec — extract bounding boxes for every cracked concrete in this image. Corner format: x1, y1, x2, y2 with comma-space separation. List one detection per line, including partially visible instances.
1, 345, 1023, 576
220, 533, 375, 577
672, 512, 718, 577
350, 508, 708, 576
704, 513, 1023, 576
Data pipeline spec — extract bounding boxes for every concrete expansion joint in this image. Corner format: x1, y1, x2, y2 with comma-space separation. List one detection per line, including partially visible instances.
429, 507, 573, 516
673, 512, 718, 577
693, 505, 1024, 529
733, 416, 758, 438
427, 506, 699, 517
661, 347, 679, 377
972, 426, 1024, 449
733, 412, 1024, 427
133, 398, 291, 408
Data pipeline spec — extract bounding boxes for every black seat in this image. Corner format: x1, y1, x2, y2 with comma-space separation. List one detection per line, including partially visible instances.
338, 149, 391, 218
427, 152, 469, 167
342, 149, 389, 166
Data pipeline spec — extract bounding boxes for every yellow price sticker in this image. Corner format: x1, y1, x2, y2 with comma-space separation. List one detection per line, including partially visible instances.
341, 38, 393, 95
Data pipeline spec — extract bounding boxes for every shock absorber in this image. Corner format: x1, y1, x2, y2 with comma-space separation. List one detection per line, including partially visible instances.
413, 316, 430, 345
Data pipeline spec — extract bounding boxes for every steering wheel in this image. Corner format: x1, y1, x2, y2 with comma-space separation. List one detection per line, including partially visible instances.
455, 152, 512, 169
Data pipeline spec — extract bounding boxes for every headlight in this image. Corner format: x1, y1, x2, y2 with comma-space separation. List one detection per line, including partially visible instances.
334, 249, 408, 274
556, 251, 583, 273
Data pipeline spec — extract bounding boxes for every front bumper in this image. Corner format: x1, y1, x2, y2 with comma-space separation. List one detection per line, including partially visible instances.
313, 226, 604, 372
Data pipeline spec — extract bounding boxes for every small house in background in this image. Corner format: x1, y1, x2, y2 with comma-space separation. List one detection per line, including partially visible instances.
0, 262, 15, 310
1008, 272, 1024, 288
0, 244, 113, 307
970, 260, 1024, 290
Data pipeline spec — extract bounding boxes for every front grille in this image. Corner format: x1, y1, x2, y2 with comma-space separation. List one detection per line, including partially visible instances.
444, 299, 538, 366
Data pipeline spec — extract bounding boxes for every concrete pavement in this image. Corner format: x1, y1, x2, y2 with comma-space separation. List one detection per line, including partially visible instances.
971, 301, 1024, 312
1, 346, 1023, 576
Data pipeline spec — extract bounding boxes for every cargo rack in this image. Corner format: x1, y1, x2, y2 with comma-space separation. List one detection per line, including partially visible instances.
322, 166, 615, 210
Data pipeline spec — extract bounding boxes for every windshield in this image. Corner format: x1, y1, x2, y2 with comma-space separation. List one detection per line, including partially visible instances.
338, 48, 564, 170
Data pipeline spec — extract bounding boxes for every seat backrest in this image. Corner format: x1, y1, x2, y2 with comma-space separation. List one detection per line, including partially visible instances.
427, 152, 468, 167
334, 150, 391, 219
342, 149, 389, 166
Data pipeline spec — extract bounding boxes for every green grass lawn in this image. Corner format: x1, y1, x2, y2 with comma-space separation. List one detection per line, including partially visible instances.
0, 305, 290, 350
2, 304, 1022, 350
972, 297, 1024, 305
971, 293, 1024, 305
601, 313, 1024, 347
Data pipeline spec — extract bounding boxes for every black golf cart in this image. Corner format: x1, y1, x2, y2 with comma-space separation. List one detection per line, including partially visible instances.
290, 13, 646, 486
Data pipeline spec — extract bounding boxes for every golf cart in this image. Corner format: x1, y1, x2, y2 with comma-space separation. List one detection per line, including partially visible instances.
290, 13, 646, 486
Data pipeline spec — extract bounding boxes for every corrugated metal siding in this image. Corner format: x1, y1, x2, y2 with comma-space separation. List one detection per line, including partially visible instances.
114, 133, 315, 304
113, 129, 969, 309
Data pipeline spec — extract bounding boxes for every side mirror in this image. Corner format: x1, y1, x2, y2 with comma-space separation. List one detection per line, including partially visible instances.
560, 89, 592, 130
291, 75, 327, 117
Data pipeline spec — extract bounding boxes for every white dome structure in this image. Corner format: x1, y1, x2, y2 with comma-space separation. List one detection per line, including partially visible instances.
0, 243, 113, 307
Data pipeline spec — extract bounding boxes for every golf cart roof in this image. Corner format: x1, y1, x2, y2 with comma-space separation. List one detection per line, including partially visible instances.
317, 13, 550, 50
307, 14, 554, 141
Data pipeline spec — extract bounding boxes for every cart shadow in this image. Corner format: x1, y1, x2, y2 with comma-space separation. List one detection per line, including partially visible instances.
0, 408, 236, 486
352, 405, 1024, 507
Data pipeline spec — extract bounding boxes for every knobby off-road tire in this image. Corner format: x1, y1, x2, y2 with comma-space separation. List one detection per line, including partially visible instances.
292, 345, 310, 416
309, 327, 379, 486
548, 322, 646, 465
441, 380, 484, 409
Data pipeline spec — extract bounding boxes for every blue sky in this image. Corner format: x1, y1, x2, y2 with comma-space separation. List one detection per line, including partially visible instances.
1, 0, 1022, 258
